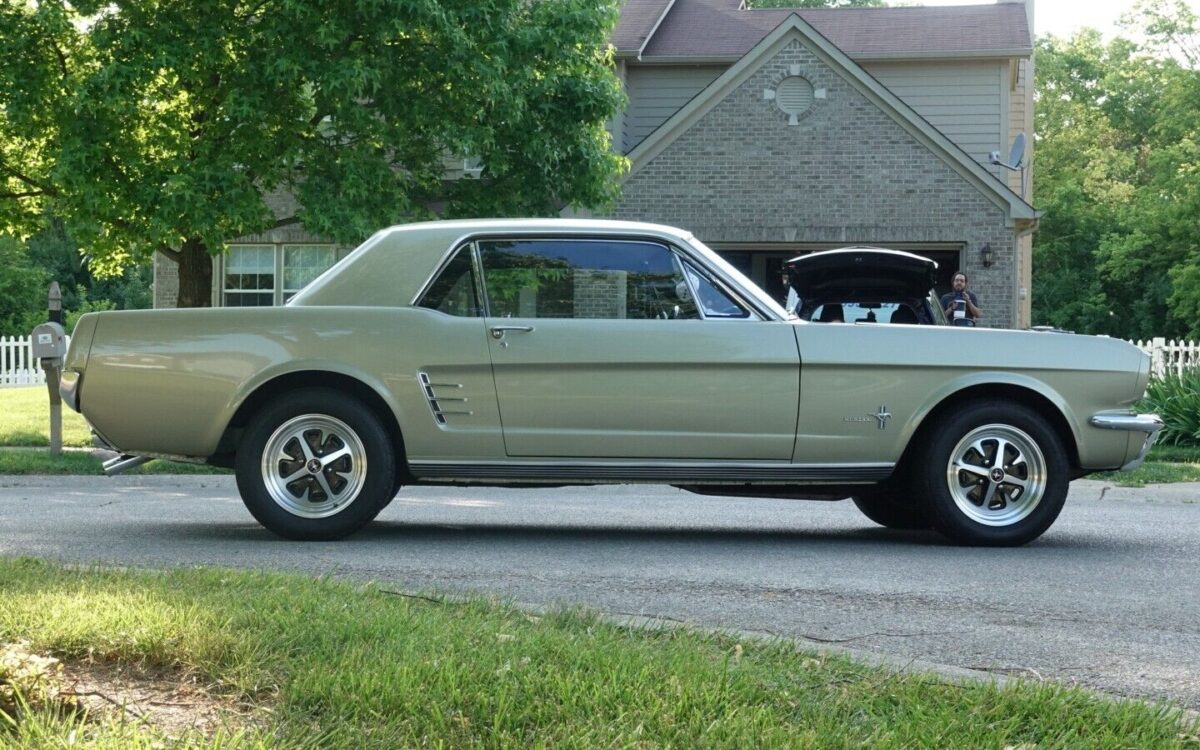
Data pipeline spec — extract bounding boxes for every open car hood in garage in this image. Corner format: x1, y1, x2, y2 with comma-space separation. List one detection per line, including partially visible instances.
785, 247, 938, 300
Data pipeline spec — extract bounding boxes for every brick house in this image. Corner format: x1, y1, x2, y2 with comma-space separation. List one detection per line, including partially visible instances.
160, 0, 1038, 327
600, 0, 1038, 327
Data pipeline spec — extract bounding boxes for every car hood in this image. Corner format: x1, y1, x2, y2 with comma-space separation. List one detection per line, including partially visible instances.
786, 247, 938, 299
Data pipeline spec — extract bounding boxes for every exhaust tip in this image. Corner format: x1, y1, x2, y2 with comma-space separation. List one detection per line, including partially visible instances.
103, 454, 153, 476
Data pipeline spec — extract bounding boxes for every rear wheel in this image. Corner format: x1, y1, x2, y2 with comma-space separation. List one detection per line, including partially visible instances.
235, 388, 395, 540
915, 401, 1068, 546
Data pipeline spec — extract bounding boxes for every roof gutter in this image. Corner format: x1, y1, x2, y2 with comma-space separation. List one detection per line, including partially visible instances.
850, 48, 1032, 61
617, 49, 1031, 64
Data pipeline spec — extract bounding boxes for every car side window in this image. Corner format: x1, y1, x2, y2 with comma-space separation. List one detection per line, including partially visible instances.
477, 239, 701, 320
418, 247, 481, 317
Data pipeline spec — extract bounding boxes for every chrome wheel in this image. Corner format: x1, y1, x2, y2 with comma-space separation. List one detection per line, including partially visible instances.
945, 423, 1046, 527
260, 414, 367, 519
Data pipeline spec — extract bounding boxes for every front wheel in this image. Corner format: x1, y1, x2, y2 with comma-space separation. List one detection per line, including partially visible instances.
235, 388, 396, 540
915, 401, 1069, 546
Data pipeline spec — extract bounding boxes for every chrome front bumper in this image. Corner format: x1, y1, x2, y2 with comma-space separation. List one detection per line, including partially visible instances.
1089, 413, 1165, 471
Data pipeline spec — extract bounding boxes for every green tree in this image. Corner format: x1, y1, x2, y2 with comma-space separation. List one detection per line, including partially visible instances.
23, 219, 152, 315
1033, 4, 1200, 339
0, 236, 51, 337
0, 0, 627, 307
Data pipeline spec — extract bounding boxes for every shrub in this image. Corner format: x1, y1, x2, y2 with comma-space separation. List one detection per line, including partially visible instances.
1142, 369, 1200, 446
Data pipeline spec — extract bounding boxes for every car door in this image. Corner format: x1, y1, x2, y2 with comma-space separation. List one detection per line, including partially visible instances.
477, 237, 800, 460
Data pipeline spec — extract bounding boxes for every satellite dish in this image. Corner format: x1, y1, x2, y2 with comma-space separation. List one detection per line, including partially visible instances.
990, 132, 1026, 171
1008, 132, 1025, 169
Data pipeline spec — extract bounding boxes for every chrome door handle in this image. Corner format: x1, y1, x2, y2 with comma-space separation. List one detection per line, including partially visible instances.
490, 325, 535, 339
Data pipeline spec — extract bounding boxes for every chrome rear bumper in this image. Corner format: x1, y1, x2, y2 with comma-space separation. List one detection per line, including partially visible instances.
59, 369, 80, 412
1089, 413, 1165, 471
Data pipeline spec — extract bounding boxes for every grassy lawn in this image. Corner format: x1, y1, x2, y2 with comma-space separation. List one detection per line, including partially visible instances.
0, 448, 229, 475
0, 386, 228, 475
1091, 461, 1200, 487
1, 558, 1196, 749
1090, 444, 1200, 486
0, 386, 93, 448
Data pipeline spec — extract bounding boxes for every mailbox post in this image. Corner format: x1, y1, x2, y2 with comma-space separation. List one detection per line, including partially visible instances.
32, 283, 66, 457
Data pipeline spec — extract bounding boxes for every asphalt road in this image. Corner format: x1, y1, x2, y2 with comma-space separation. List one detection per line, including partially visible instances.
2, 475, 1199, 710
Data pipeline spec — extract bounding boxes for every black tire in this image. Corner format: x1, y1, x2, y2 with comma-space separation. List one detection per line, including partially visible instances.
851, 491, 930, 530
235, 388, 396, 540
914, 400, 1069, 546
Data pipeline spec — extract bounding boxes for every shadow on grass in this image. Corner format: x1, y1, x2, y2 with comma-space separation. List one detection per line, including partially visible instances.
0, 430, 50, 447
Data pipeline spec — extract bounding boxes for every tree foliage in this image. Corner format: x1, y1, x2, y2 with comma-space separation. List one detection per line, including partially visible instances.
1033, 1, 1200, 338
0, 0, 627, 307
0, 237, 51, 337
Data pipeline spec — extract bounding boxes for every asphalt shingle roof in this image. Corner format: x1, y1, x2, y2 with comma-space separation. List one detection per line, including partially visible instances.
615, 0, 1032, 59
612, 0, 675, 54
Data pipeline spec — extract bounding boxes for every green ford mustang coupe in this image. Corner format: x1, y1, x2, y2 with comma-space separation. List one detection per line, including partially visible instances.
60, 219, 1161, 546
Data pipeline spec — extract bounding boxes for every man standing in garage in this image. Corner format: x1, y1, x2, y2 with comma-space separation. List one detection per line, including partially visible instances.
941, 272, 983, 326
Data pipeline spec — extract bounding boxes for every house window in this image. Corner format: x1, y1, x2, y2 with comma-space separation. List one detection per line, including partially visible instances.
224, 245, 275, 307
283, 245, 336, 302
221, 244, 338, 306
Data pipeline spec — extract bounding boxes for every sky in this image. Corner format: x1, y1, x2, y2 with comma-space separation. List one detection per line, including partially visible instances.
904, 0, 1200, 39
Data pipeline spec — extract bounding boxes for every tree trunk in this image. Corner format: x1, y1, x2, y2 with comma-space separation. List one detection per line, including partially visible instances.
175, 237, 214, 308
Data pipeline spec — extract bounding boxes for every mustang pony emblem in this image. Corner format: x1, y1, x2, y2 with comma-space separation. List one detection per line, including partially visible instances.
845, 406, 892, 430
873, 405, 892, 429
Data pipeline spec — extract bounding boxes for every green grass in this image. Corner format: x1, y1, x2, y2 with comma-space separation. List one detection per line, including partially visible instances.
0, 387, 93, 448
1088, 444, 1200, 487
0, 558, 1196, 749
0, 449, 228, 476
1091, 461, 1200, 487
0, 386, 227, 475
1149, 444, 1200, 464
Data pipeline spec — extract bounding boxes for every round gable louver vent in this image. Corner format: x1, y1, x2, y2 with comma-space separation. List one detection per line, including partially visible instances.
776, 76, 814, 117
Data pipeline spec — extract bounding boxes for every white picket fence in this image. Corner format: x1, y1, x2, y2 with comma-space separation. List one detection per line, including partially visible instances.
0, 335, 70, 387
1131, 338, 1200, 378
2, 333, 1199, 387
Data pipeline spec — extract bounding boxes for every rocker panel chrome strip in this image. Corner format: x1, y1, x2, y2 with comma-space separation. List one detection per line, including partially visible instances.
409, 461, 893, 484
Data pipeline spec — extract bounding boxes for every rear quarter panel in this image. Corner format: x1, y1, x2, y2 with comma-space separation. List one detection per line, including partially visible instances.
78, 306, 503, 460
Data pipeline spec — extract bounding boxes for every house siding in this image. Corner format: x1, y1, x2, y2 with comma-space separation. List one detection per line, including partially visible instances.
1011, 54, 1035, 326
624, 65, 725, 152
861, 60, 1004, 177
608, 38, 1018, 327
1007, 59, 1025, 195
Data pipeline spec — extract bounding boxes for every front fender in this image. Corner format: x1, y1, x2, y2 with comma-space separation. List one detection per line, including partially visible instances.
902, 371, 1082, 455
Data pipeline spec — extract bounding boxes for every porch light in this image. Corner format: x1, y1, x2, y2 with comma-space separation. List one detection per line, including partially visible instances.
981, 243, 994, 268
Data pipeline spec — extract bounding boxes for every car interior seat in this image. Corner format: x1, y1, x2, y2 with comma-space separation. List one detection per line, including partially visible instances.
890, 305, 919, 324
815, 304, 844, 323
